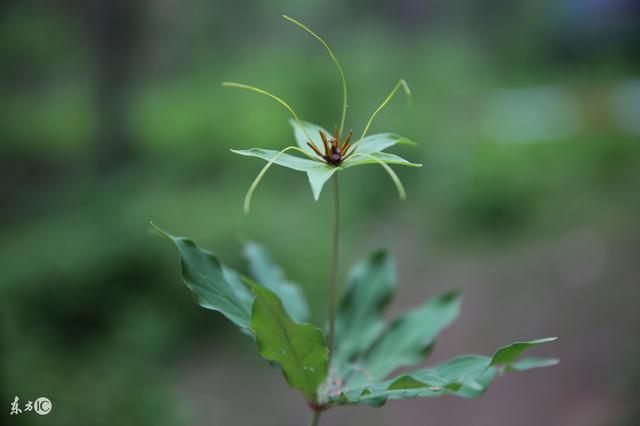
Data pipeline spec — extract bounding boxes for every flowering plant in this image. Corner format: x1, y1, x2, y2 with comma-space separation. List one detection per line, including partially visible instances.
153, 15, 557, 426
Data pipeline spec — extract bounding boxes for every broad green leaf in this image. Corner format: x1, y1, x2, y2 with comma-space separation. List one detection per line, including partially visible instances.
361, 291, 461, 381
490, 337, 558, 367
231, 148, 318, 172
247, 280, 329, 402
151, 223, 253, 334
343, 151, 422, 168
332, 337, 557, 405
386, 355, 496, 397
307, 163, 340, 200
243, 241, 309, 322
333, 250, 396, 367
290, 119, 332, 155
334, 355, 493, 405
351, 133, 416, 154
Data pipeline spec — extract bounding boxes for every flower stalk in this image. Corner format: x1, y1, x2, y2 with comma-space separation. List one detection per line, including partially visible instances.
327, 173, 340, 361
308, 410, 321, 426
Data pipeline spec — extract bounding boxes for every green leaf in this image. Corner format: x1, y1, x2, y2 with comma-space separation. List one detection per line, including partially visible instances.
510, 357, 560, 372
351, 133, 416, 154
334, 355, 493, 405
151, 223, 253, 334
333, 337, 557, 405
247, 280, 329, 402
490, 337, 557, 367
333, 250, 396, 367
231, 148, 318, 172
360, 291, 461, 381
343, 151, 422, 168
243, 241, 309, 322
290, 119, 332, 155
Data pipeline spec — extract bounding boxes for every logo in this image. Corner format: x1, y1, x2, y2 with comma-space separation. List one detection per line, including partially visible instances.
34, 397, 52, 415
10, 396, 52, 416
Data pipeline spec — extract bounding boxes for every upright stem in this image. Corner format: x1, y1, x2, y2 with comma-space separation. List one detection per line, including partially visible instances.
307, 410, 321, 426
311, 174, 338, 426
327, 173, 340, 361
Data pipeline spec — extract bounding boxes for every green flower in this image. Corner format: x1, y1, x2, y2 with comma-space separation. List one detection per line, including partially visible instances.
224, 16, 421, 212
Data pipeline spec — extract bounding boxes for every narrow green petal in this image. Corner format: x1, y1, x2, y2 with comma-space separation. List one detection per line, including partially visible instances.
344, 152, 422, 168
350, 133, 416, 154
232, 146, 321, 212
231, 147, 318, 171
307, 164, 339, 200
342, 152, 415, 200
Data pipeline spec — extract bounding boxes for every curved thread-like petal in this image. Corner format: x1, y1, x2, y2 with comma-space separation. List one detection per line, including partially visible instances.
235, 146, 320, 212
283, 15, 349, 136
346, 152, 409, 200
358, 79, 411, 144
222, 82, 315, 143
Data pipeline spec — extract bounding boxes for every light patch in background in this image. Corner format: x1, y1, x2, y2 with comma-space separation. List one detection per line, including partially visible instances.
482, 86, 581, 144
608, 78, 640, 136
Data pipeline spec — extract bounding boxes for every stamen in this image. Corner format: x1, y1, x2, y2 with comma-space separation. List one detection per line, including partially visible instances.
319, 130, 331, 157
340, 130, 353, 155
307, 142, 324, 158
340, 141, 351, 156
319, 130, 328, 144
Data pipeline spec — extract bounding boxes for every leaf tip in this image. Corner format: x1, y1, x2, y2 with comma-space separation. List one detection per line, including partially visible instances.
399, 136, 418, 146
370, 248, 389, 263
439, 289, 461, 305
149, 221, 172, 241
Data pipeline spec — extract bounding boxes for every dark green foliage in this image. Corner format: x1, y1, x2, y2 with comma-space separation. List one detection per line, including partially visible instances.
153, 226, 557, 407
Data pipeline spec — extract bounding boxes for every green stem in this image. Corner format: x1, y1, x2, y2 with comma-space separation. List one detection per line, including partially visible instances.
307, 410, 321, 426
327, 174, 340, 361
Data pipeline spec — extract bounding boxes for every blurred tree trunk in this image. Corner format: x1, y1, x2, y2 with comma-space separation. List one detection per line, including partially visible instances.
80, 0, 143, 172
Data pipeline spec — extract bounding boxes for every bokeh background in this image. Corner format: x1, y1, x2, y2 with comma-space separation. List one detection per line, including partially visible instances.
2, 0, 639, 425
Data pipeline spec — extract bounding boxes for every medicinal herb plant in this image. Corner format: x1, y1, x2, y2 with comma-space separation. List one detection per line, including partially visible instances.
152, 15, 558, 426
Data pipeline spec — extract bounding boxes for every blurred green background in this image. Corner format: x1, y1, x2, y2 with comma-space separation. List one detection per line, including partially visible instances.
1, 0, 639, 425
